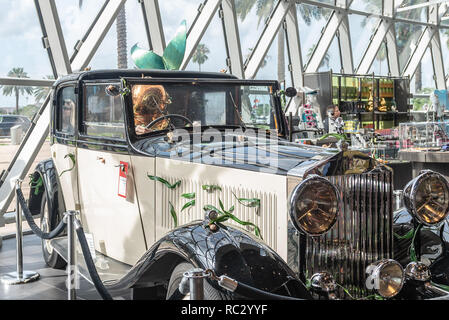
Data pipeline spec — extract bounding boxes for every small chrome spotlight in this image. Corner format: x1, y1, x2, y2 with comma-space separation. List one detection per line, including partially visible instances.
405, 261, 431, 282
366, 259, 404, 298
311, 272, 337, 293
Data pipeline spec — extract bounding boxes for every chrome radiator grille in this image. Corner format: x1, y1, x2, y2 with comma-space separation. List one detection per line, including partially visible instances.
304, 168, 393, 297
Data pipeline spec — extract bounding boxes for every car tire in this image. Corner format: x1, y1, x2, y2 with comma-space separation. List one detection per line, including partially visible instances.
166, 262, 233, 300
40, 194, 66, 269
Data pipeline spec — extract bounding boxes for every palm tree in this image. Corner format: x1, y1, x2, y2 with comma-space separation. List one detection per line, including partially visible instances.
192, 44, 210, 71
78, 1, 127, 69
1, 68, 34, 114
116, 6, 127, 69
235, 0, 324, 82
33, 75, 55, 104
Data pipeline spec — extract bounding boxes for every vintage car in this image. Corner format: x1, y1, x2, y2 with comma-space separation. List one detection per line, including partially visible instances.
27, 69, 449, 300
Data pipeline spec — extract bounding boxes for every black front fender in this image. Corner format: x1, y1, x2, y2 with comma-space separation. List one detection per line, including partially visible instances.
394, 207, 449, 291
107, 221, 311, 299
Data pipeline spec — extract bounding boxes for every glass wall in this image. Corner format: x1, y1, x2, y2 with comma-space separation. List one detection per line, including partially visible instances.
3, 0, 449, 105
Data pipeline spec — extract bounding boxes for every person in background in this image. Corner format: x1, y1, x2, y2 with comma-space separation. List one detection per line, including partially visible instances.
62, 99, 75, 134
324, 105, 344, 134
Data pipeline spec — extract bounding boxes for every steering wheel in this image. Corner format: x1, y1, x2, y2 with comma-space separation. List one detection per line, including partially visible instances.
145, 114, 193, 130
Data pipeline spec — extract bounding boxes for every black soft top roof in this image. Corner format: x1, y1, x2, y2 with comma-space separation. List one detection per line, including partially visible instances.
53, 69, 239, 87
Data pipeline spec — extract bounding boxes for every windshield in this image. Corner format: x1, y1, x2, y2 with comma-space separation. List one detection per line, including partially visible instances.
129, 82, 279, 135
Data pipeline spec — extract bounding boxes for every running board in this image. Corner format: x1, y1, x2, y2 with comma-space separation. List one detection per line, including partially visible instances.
50, 236, 132, 286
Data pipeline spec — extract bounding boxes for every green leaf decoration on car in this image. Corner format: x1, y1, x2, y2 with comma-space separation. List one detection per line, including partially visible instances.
319, 133, 348, 142
225, 210, 262, 239
202, 185, 222, 193
168, 201, 178, 227
59, 153, 76, 177
181, 200, 195, 212
181, 192, 196, 199
409, 225, 422, 262
219, 199, 225, 212
393, 228, 414, 240
232, 192, 260, 208
431, 282, 449, 292
204, 200, 262, 239
147, 174, 181, 189
120, 79, 131, 97
203, 204, 223, 214
29, 175, 43, 196
335, 282, 356, 300
131, 20, 186, 70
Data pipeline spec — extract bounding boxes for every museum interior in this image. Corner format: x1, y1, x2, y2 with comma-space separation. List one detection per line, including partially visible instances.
2, 0, 449, 302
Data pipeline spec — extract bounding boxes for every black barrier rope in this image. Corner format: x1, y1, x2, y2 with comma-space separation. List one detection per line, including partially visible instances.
17, 186, 112, 300
231, 281, 302, 300
75, 226, 113, 300
16, 188, 66, 240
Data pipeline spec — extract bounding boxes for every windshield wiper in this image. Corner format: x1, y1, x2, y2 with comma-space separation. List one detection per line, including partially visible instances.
228, 92, 247, 132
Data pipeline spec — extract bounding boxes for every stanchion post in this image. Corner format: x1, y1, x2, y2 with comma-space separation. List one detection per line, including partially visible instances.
183, 269, 208, 300
16, 179, 23, 279
66, 210, 77, 300
393, 190, 403, 211
0, 179, 40, 285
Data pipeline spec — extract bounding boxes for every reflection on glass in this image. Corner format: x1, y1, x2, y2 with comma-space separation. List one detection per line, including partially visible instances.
130, 82, 277, 135
395, 22, 423, 71
84, 84, 125, 139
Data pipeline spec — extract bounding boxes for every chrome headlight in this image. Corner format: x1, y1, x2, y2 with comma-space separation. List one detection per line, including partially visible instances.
403, 170, 449, 226
289, 175, 340, 236
366, 259, 404, 298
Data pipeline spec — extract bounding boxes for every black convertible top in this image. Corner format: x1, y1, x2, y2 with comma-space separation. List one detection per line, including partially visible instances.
53, 69, 239, 87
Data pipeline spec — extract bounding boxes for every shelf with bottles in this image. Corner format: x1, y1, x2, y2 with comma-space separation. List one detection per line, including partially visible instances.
378, 79, 394, 99
340, 112, 410, 131
329, 73, 410, 114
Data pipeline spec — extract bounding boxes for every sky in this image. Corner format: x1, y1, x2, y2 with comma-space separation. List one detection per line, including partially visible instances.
0, 0, 440, 109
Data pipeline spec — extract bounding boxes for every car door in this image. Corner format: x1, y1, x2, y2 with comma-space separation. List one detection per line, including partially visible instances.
76, 82, 147, 265
52, 84, 79, 213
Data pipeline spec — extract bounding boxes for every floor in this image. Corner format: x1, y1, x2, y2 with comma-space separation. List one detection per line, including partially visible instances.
0, 234, 130, 300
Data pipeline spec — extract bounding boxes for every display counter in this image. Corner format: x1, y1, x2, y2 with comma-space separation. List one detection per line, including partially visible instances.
399, 149, 449, 180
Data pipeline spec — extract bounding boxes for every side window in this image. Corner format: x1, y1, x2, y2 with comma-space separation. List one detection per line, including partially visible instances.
57, 86, 76, 135
83, 84, 125, 139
